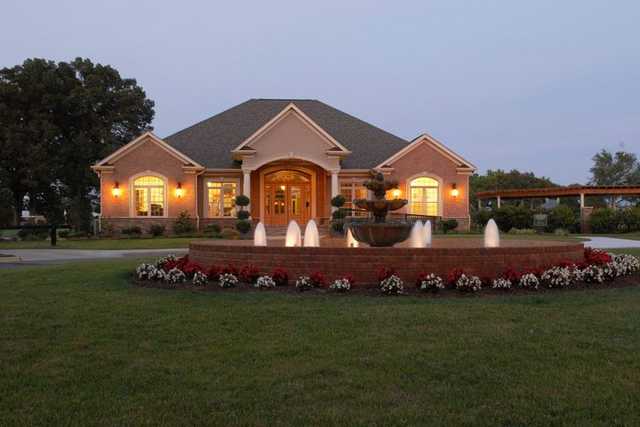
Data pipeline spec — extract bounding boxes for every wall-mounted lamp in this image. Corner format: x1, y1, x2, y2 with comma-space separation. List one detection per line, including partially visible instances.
112, 182, 121, 198
391, 189, 402, 199
175, 182, 184, 198
450, 183, 459, 198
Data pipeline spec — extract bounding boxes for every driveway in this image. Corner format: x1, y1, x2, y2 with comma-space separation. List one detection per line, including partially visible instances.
0, 248, 186, 268
580, 236, 640, 249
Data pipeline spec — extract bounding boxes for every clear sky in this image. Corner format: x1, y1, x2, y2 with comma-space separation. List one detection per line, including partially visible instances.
2, 0, 638, 184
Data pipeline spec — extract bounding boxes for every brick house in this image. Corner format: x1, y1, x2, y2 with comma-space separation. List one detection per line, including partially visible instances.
92, 99, 476, 232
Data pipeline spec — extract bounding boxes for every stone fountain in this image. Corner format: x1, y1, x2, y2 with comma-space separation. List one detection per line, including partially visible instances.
349, 170, 412, 247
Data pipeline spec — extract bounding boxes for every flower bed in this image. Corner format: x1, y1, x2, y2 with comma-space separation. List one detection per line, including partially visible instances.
133, 249, 640, 297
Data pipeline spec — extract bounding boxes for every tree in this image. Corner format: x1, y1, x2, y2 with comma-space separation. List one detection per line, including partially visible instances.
0, 58, 155, 230
589, 149, 640, 207
470, 169, 557, 210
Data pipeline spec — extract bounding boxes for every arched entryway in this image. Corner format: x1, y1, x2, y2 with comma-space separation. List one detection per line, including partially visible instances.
262, 169, 313, 226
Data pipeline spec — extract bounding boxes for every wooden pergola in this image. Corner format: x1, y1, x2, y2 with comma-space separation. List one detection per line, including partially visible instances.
475, 185, 640, 209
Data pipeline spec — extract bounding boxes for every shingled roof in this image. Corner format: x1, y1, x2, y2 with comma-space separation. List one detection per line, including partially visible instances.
164, 99, 410, 169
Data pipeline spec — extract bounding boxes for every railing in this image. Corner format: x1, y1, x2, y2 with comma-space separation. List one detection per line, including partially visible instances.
338, 208, 437, 224
0, 224, 69, 246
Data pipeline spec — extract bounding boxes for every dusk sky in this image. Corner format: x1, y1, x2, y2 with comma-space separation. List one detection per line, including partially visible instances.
2, 0, 638, 184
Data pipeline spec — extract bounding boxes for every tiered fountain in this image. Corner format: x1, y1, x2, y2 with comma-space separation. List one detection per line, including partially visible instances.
349, 170, 412, 247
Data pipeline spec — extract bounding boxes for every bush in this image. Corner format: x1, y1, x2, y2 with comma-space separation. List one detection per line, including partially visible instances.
331, 208, 347, 220
614, 207, 640, 232
220, 228, 240, 239
492, 205, 534, 232
548, 205, 577, 232
331, 195, 346, 208
148, 224, 166, 237
173, 211, 195, 235
472, 209, 493, 228
255, 275, 276, 289
380, 275, 404, 295
271, 268, 289, 286
235, 219, 251, 234
18, 228, 48, 241
330, 220, 344, 234
235, 195, 250, 208
58, 230, 70, 238
121, 226, 142, 237
204, 223, 221, 235
237, 210, 250, 220
440, 219, 458, 234
239, 265, 260, 284
589, 208, 616, 233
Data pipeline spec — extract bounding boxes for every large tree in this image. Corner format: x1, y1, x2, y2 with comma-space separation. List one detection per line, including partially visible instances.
589, 149, 640, 186
0, 58, 154, 230
470, 169, 557, 209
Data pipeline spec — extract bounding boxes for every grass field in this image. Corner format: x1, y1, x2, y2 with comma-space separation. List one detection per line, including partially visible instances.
2, 256, 640, 425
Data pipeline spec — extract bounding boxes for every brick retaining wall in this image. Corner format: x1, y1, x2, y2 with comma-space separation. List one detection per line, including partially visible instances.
189, 241, 585, 286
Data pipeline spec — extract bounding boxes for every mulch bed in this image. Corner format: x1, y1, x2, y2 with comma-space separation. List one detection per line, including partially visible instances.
133, 274, 640, 299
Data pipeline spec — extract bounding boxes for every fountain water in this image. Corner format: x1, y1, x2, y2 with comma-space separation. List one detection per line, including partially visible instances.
346, 227, 359, 248
484, 219, 500, 248
409, 221, 424, 248
285, 220, 302, 247
423, 220, 432, 247
254, 222, 267, 246
303, 220, 320, 247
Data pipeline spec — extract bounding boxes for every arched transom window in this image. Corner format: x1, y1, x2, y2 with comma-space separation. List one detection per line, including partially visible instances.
409, 177, 439, 216
134, 175, 165, 217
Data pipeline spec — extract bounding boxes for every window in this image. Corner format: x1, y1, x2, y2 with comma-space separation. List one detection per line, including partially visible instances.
207, 180, 237, 217
409, 177, 439, 216
134, 175, 165, 217
340, 180, 367, 210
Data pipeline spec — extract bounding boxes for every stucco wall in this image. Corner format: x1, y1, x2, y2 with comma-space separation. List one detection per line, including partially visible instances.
387, 141, 471, 226
100, 137, 197, 220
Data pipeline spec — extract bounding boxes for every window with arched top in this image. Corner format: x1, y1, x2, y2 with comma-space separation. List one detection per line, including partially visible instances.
409, 176, 440, 216
133, 175, 166, 217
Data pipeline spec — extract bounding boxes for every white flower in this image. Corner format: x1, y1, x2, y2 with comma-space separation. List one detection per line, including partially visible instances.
380, 275, 404, 295
219, 273, 238, 288
492, 277, 512, 290
519, 273, 539, 289
295, 276, 313, 291
541, 266, 573, 288
192, 271, 208, 286
155, 254, 177, 269
456, 274, 482, 292
582, 264, 604, 284
165, 268, 186, 286
611, 254, 640, 275
419, 273, 444, 292
255, 275, 276, 288
136, 263, 157, 280
330, 278, 351, 292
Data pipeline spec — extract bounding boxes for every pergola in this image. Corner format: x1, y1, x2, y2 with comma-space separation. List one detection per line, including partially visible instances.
475, 185, 640, 209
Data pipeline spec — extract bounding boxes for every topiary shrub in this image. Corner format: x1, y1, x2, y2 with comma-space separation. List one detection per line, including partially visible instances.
148, 224, 166, 237
234, 196, 251, 234
331, 195, 346, 208
440, 219, 458, 234
237, 210, 250, 220
235, 194, 250, 208
236, 219, 251, 234
173, 211, 195, 235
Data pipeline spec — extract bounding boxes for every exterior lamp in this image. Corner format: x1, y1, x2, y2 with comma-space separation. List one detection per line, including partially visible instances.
391, 189, 401, 199
175, 182, 184, 198
112, 182, 121, 198
450, 183, 459, 198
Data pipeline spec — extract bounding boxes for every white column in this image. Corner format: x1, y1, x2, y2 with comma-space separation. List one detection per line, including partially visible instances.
579, 193, 585, 208
497, 196, 501, 208
242, 169, 251, 213
331, 170, 339, 211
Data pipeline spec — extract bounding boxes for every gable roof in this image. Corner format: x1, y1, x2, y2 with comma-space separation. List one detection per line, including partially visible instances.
376, 133, 477, 171
164, 99, 410, 169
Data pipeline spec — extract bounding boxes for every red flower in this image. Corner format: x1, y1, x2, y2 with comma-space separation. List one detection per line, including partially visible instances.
240, 265, 261, 284
309, 271, 326, 287
343, 273, 355, 286
446, 268, 464, 287
271, 268, 289, 286
182, 261, 204, 278
207, 265, 221, 281
584, 248, 611, 266
221, 264, 239, 276
376, 267, 396, 282
502, 267, 522, 283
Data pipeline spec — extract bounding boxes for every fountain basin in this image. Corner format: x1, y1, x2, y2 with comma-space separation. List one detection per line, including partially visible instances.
349, 222, 412, 247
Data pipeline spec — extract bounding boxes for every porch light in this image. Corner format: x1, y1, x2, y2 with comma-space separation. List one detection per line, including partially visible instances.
451, 183, 459, 198
175, 182, 184, 198
391, 189, 401, 199
112, 182, 121, 198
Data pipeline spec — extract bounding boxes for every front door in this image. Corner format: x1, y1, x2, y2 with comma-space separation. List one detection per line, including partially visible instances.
264, 170, 311, 226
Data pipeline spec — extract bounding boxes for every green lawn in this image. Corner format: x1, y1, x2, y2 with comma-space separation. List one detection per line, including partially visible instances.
2, 259, 640, 425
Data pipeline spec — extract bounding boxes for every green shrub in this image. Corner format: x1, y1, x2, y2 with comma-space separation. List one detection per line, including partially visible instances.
331, 208, 347, 220
508, 228, 536, 235
204, 223, 221, 235
440, 219, 458, 234
235, 195, 250, 208
331, 195, 346, 208
121, 226, 142, 237
18, 228, 49, 241
58, 230, 70, 238
492, 205, 533, 232
237, 210, 250, 220
472, 209, 493, 228
614, 208, 640, 232
236, 219, 251, 234
220, 228, 240, 240
589, 208, 616, 233
548, 205, 577, 232
173, 211, 195, 235
330, 220, 344, 234
148, 224, 166, 237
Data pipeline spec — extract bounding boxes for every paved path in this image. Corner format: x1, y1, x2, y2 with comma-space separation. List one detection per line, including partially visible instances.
0, 248, 186, 268
580, 236, 640, 249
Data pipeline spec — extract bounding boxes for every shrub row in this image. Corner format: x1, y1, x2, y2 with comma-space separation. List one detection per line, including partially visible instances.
474, 205, 578, 233
589, 207, 640, 233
